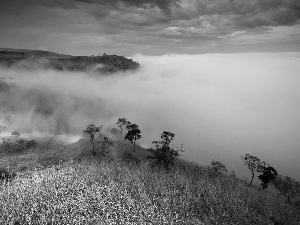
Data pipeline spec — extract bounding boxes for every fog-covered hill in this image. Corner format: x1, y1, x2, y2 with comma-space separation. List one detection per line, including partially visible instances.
0, 48, 140, 73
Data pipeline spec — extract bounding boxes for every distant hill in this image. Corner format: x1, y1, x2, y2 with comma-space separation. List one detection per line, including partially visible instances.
0, 48, 140, 73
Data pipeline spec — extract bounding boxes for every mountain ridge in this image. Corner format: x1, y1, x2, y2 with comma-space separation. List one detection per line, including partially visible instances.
0, 48, 140, 73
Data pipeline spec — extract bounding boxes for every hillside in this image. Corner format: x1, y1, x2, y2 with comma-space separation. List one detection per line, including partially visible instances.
0, 133, 300, 224
0, 48, 140, 73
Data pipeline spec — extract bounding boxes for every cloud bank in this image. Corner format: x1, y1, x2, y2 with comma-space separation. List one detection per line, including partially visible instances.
0, 53, 299, 181
1, 0, 300, 55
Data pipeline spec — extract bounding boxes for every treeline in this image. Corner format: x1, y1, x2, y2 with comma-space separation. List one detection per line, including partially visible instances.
83, 118, 183, 171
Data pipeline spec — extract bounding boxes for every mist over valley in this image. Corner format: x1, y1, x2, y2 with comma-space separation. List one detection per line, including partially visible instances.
1, 50, 299, 182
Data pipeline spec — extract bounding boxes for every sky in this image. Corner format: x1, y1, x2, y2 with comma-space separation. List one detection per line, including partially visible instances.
0, 0, 300, 55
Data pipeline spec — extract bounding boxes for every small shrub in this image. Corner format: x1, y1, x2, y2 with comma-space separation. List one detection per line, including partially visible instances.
0, 169, 16, 183
25, 139, 37, 148
210, 160, 228, 177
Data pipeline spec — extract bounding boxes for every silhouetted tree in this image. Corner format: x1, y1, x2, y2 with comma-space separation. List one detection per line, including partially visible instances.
147, 131, 183, 170
83, 123, 100, 156
241, 154, 267, 186
125, 124, 141, 152
258, 166, 278, 189
116, 118, 131, 135
272, 175, 300, 204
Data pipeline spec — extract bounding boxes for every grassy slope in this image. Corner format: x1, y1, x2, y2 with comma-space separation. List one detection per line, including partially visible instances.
0, 135, 300, 224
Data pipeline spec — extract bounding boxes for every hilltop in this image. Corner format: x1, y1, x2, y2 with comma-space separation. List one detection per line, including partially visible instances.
0, 131, 300, 224
0, 48, 140, 73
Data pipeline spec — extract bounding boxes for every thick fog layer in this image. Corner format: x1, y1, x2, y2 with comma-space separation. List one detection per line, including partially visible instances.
0, 53, 299, 181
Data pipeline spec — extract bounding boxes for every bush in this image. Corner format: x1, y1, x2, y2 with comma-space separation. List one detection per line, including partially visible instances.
210, 160, 228, 177
0, 169, 16, 183
11, 131, 20, 137
147, 131, 183, 171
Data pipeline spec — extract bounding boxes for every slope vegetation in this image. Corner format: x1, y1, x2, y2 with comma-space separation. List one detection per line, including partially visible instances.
0, 134, 299, 224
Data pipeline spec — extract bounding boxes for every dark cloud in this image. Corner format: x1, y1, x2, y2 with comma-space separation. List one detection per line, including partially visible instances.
25, 0, 78, 9
0, 0, 299, 54
74, 0, 180, 13
1, 0, 299, 27
0, 0, 77, 14
74, 0, 300, 43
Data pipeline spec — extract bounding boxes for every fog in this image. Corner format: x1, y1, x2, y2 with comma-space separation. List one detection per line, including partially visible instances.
0, 52, 299, 182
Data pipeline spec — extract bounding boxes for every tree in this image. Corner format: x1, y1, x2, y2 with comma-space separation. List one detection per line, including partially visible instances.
147, 131, 183, 170
241, 154, 267, 186
272, 175, 300, 204
116, 118, 131, 135
125, 124, 141, 152
258, 166, 278, 189
11, 131, 20, 137
83, 123, 100, 156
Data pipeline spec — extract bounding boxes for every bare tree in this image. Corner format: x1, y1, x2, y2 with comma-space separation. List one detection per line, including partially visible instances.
116, 118, 131, 135
241, 154, 267, 186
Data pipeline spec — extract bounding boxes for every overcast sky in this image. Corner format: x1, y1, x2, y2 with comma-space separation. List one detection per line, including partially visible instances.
1, 0, 300, 55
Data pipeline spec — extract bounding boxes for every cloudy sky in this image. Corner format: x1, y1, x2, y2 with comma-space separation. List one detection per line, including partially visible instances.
1, 0, 300, 55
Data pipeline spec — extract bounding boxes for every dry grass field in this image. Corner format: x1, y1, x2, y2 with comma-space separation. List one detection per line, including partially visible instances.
0, 134, 299, 224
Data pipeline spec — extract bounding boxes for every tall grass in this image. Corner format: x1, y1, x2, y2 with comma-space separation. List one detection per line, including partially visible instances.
0, 157, 299, 224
